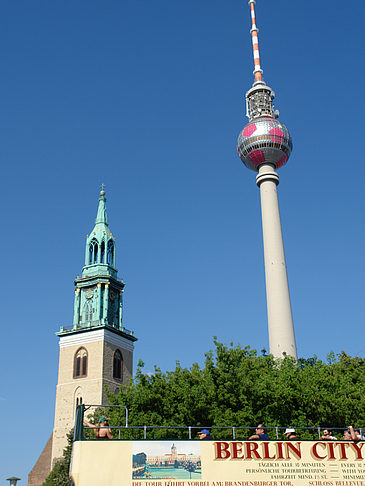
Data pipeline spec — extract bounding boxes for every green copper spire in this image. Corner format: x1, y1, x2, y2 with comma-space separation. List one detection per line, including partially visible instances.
67, 186, 133, 335
83, 186, 116, 278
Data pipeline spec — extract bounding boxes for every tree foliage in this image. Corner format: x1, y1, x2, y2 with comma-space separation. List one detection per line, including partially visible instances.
106, 339, 365, 440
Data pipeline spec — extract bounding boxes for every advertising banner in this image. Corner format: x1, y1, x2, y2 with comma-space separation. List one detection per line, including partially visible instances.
71, 440, 365, 486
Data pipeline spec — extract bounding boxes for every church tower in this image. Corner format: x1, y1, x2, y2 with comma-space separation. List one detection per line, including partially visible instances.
51, 187, 137, 462
28, 188, 137, 485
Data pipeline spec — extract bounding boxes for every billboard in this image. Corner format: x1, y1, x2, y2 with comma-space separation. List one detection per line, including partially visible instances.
70, 440, 365, 486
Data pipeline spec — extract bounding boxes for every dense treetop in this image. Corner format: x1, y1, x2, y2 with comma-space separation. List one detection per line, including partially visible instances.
105, 340, 364, 440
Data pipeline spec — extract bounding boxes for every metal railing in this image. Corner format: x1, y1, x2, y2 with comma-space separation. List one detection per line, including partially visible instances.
59, 323, 134, 335
75, 405, 364, 442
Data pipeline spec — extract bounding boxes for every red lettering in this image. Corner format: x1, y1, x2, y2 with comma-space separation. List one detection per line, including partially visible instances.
215, 441, 230, 459
262, 441, 276, 459
327, 442, 336, 459
350, 442, 364, 460
276, 442, 285, 459
335, 442, 349, 460
245, 442, 262, 459
312, 442, 327, 460
285, 442, 302, 460
231, 442, 244, 459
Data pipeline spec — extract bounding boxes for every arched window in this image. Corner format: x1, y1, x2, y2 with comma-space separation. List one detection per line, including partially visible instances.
113, 349, 123, 380
74, 386, 83, 419
100, 241, 105, 264
107, 240, 114, 266
88, 238, 99, 265
74, 347, 88, 378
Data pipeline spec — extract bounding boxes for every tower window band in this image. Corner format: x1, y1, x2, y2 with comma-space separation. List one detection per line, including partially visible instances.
107, 240, 114, 266
113, 349, 123, 380
100, 240, 105, 264
74, 347, 88, 378
89, 238, 99, 265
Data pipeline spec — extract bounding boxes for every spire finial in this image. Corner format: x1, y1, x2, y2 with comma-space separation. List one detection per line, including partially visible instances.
248, 0, 263, 84
95, 185, 108, 225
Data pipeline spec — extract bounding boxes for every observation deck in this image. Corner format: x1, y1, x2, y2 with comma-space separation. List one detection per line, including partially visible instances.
70, 405, 365, 486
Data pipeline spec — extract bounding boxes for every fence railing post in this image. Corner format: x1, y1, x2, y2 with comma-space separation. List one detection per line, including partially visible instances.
144, 425, 147, 440
275, 427, 279, 440
124, 406, 128, 428
189, 426, 191, 440
232, 427, 236, 440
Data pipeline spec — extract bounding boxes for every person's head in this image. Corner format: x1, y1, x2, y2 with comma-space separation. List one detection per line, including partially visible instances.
322, 429, 332, 437
343, 430, 352, 440
99, 416, 108, 426
284, 428, 295, 437
256, 424, 266, 434
198, 429, 210, 440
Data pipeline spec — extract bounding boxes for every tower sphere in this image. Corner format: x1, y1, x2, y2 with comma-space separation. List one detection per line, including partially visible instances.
237, 117, 292, 172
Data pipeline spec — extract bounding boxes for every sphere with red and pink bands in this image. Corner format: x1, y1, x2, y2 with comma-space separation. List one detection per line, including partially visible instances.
237, 117, 292, 172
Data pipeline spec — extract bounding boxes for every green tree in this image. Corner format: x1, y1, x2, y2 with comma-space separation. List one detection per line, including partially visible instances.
106, 339, 365, 439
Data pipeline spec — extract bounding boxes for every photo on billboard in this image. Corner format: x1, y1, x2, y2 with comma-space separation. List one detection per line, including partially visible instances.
132, 441, 201, 480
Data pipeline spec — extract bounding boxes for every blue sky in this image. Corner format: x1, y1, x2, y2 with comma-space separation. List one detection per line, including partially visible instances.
1, 0, 364, 481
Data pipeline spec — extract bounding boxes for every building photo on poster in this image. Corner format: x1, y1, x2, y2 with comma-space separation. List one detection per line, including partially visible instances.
128, 440, 365, 486
132, 442, 201, 480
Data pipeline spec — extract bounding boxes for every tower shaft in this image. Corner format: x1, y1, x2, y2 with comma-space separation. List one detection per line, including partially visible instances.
256, 164, 297, 359
237, 1, 297, 358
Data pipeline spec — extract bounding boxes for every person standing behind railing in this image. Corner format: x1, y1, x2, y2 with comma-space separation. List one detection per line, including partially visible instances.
197, 429, 213, 440
284, 428, 300, 440
347, 426, 364, 442
83, 416, 113, 439
321, 429, 338, 440
248, 424, 270, 440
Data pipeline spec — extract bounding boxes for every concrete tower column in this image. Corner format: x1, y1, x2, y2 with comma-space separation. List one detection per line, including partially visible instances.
256, 163, 297, 359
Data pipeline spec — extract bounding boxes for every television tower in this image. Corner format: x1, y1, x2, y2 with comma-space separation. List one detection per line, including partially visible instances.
237, 0, 297, 359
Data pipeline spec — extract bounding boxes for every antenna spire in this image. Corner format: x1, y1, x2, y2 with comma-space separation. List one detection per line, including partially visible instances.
248, 0, 263, 84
